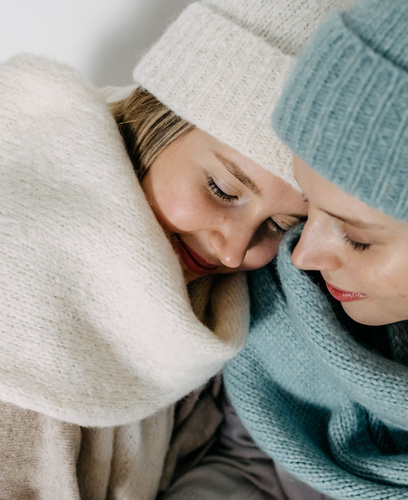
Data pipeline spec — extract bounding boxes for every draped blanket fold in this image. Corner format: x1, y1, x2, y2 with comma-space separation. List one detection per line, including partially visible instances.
0, 54, 249, 427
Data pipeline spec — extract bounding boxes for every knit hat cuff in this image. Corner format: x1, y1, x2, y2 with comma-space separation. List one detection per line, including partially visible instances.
134, 2, 297, 188
273, 9, 408, 222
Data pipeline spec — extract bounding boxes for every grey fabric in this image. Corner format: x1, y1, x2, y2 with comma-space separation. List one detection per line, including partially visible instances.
161, 394, 337, 499
159, 376, 224, 491
275, 464, 336, 500
161, 396, 287, 499
160, 461, 281, 500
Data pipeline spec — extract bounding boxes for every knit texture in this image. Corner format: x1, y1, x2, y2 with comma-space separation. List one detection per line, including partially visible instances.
0, 401, 174, 499
225, 227, 408, 499
134, 0, 355, 188
0, 54, 249, 427
273, 0, 408, 223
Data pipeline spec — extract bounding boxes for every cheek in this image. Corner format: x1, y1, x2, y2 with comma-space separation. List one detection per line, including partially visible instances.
354, 248, 408, 305
376, 258, 408, 299
155, 188, 209, 233
244, 237, 281, 270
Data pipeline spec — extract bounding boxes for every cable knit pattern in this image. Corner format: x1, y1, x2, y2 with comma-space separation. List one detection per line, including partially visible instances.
225, 228, 408, 499
0, 54, 249, 427
134, 0, 355, 189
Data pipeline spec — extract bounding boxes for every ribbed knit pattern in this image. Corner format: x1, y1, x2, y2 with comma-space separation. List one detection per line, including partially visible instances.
0, 54, 249, 427
134, 0, 355, 189
225, 228, 408, 499
273, 0, 408, 222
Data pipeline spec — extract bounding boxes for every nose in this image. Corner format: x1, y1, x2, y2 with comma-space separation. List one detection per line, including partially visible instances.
292, 218, 341, 271
210, 225, 253, 269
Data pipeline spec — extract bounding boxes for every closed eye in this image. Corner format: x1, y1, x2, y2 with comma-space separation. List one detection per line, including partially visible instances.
266, 218, 287, 235
206, 176, 237, 202
343, 234, 371, 251
267, 216, 305, 235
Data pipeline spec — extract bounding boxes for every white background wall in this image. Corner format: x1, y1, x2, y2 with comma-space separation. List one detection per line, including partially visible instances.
1, 0, 192, 87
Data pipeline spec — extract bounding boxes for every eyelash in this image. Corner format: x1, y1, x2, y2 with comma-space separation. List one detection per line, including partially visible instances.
207, 177, 298, 235
206, 177, 237, 202
343, 234, 371, 252
267, 219, 287, 235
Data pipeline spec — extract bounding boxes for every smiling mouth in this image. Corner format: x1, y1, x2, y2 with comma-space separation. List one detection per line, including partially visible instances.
325, 282, 368, 303
175, 236, 219, 275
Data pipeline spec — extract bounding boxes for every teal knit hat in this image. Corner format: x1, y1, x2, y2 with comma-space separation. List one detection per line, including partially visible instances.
273, 0, 408, 223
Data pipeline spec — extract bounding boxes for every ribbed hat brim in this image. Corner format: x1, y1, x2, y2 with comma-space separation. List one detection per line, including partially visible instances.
134, 2, 297, 188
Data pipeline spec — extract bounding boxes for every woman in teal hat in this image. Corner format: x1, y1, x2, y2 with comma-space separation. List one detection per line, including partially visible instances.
225, 0, 408, 498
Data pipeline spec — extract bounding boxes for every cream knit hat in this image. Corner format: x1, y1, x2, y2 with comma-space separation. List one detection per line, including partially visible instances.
133, 0, 355, 188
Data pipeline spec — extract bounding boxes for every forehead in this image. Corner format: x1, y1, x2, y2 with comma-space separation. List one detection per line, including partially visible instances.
189, 128, 291, 191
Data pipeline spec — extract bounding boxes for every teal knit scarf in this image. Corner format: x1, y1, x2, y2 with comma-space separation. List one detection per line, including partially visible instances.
225, 228, 408, 499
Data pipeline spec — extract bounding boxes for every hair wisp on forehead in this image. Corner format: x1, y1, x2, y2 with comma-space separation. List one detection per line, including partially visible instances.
110, 88, 194, 181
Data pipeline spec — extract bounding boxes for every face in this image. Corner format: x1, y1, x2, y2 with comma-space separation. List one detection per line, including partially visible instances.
292, 156, 408, 326
142, 128, 307, 283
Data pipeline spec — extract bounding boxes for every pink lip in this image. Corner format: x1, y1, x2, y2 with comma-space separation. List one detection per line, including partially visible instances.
325, 282, 368, 303
175, 237, 219, 276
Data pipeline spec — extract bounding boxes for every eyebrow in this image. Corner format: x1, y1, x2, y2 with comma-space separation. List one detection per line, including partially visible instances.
213, 151, 261, 195
322, 209, 386, 230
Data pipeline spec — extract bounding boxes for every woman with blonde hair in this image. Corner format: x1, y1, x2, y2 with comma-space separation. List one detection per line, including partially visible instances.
0, 0, 350, 497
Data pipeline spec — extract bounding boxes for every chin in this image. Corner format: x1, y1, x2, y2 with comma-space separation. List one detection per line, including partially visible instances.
342, 303, 398, 327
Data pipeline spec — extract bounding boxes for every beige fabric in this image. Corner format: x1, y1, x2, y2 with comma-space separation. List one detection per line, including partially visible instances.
0, 401, 173, 500
0, 278, 230, 500
0, 55, 249, 499
0, 402, 81, 499
0, 54, 248, 426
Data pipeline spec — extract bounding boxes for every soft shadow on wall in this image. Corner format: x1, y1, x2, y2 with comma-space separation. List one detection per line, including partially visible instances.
91, 0, 192, 87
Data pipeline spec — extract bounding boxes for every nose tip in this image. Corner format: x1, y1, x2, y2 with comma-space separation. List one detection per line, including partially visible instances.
291, 237, 311, 269
292, 229, 341, 272
210, 232, 248, 269
219, 250, 247, 269
291, 244, 311, 270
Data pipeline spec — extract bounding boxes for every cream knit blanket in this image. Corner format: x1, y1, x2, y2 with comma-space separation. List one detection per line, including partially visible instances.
0, 54, 249, 427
